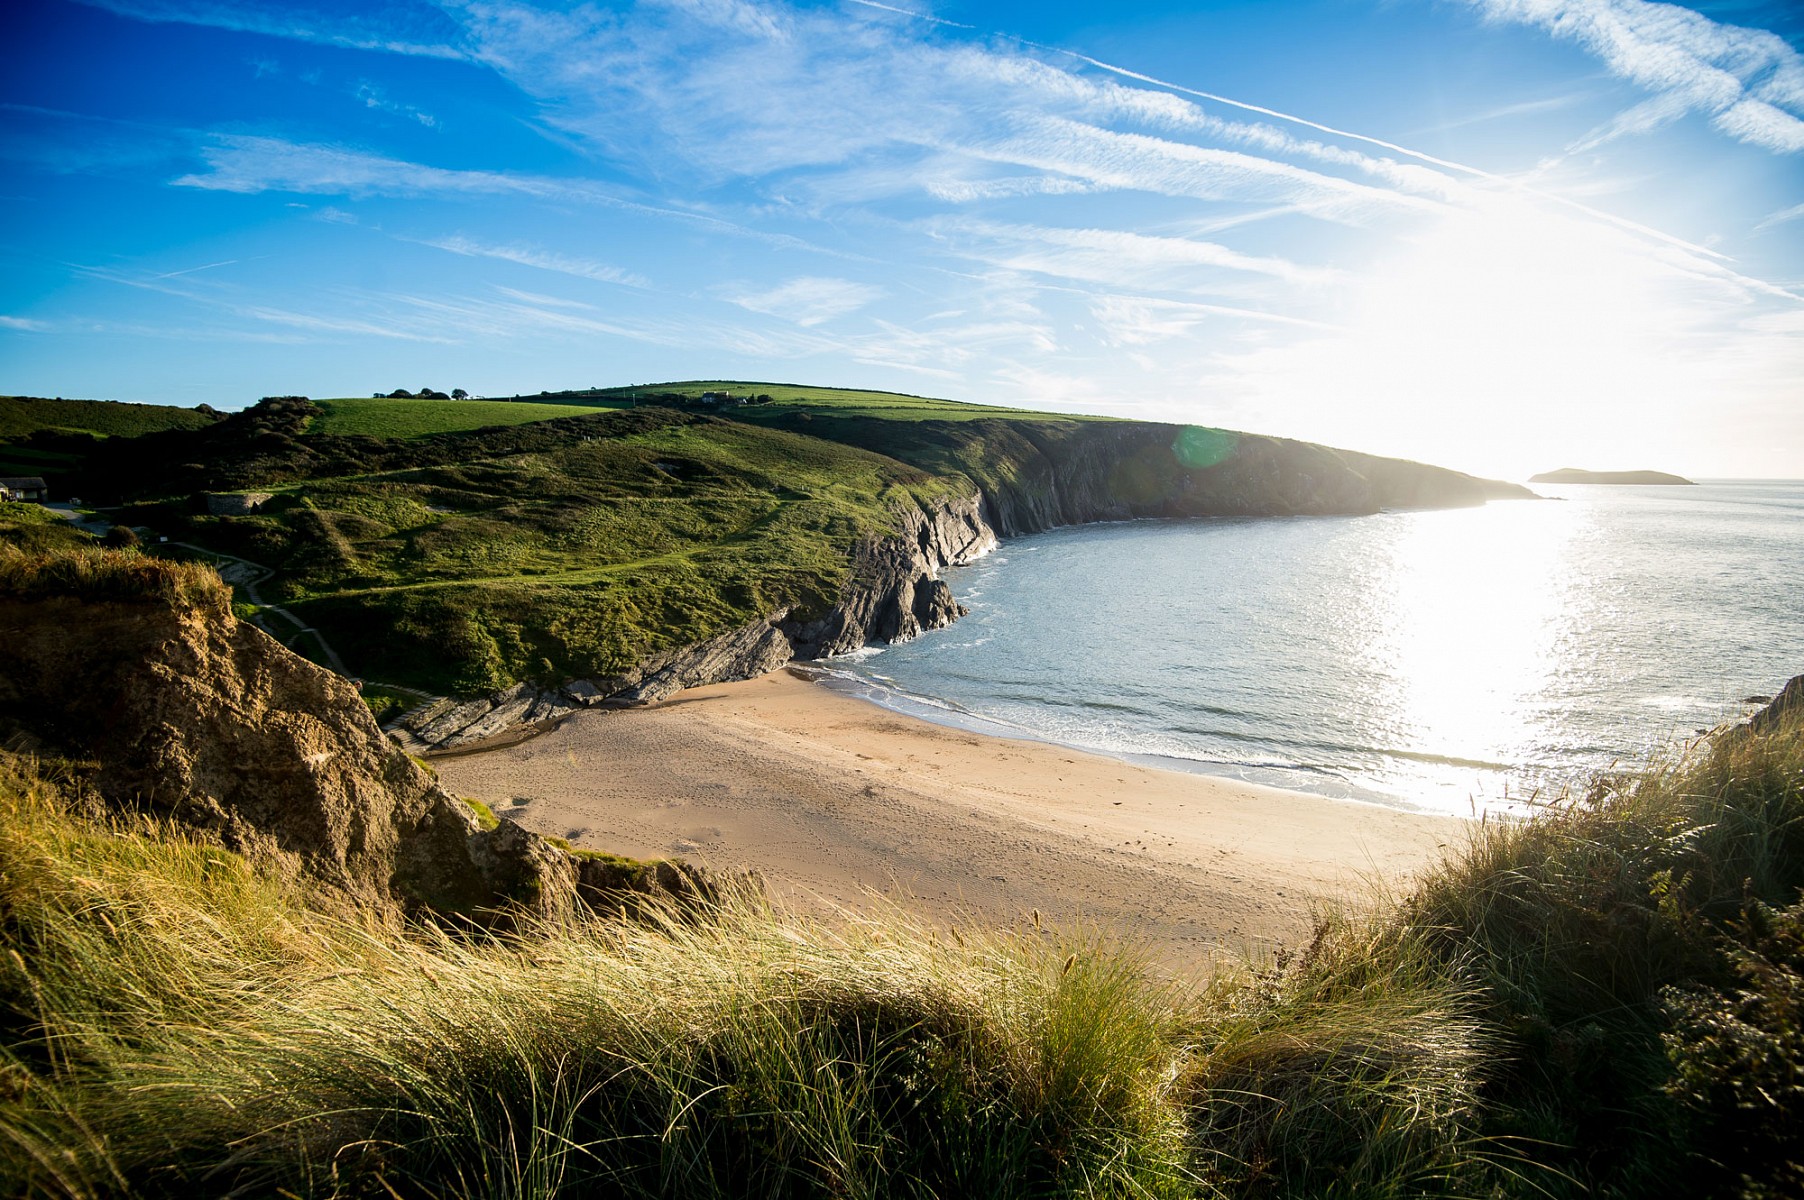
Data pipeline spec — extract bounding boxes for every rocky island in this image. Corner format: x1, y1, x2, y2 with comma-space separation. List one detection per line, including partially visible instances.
1529, 467, 1697, 484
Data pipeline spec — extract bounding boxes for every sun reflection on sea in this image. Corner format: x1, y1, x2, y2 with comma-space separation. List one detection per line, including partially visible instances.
1364, 501, 1582, 808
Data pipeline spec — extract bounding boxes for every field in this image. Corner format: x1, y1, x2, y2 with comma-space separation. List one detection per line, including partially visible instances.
592, 380, 1111, 423
306, 397, 628, 438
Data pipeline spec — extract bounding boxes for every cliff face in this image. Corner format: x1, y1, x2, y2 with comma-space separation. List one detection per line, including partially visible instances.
0, 581, 576, 915
801, 416, 1533, 537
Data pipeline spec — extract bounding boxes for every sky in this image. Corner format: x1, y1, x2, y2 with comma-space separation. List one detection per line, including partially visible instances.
1, 0, 1800, 480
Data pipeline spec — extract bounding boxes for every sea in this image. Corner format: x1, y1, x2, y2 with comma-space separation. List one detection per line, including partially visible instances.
816, 481, 1804, 817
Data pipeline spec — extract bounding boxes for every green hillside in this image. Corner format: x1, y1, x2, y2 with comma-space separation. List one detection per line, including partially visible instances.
593, 380, 1110, 423
98, 399, 958, 694
0, 395, 219, 441
307, 396, 627, 438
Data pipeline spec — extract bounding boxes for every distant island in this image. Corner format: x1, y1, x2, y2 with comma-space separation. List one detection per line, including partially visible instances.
1529, 467, 1697, 485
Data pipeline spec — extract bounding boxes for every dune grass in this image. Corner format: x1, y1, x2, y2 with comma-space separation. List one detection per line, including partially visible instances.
4, 694, 1799, 1197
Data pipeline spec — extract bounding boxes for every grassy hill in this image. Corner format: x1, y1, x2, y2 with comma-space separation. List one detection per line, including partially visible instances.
0, 396, 219, 441
91, 398, 962, 694
12, 387, 1518, 695
0, 396, 222, 479
307, 396, 629, 438
591, 380, 1109, 423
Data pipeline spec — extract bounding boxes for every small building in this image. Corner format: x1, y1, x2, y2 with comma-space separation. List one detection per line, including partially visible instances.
699, 391, 730, 406
0, 476, 48, 503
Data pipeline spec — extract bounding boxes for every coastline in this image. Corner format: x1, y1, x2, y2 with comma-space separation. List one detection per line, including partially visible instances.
435, 668, 1463, 960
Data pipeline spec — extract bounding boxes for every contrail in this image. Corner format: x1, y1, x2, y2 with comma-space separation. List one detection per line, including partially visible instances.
846, 0, 1771, 279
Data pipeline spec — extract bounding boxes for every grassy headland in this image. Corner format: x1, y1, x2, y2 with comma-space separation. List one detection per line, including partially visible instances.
2, 679, 1800, 1197
6, 388, 1523, 697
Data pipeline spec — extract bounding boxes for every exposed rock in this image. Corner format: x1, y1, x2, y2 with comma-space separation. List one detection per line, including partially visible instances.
0, 580, 575, 917
391, 490, 998, 749
1747, 675, 1804, 737
785, 489, 995, 659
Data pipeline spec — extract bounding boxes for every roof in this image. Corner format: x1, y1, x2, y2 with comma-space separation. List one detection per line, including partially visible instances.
0, 476, 47, 490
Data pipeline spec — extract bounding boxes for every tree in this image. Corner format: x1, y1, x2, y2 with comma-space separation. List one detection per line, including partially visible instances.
451, 388, 469, 400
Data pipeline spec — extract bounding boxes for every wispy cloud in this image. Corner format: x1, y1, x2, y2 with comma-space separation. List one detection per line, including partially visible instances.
421, 236, 649, 288
935, 220, 1340, 290
69, 0, 470, 60
720, 276, 884, 326
1755, 200, 1804, 231
1466, 0, 1804, 152
355, 82, 437, 128
0, 316, 51, 332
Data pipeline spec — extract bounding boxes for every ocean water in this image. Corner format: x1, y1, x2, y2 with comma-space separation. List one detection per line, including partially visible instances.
820, 482, 1804, 816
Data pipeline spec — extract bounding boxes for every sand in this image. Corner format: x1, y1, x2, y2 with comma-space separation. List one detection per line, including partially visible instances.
434, 669, 1464, 959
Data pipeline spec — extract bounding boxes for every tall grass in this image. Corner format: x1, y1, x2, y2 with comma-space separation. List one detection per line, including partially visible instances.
2, 692, 1801, 1198
0, 544, 229, 610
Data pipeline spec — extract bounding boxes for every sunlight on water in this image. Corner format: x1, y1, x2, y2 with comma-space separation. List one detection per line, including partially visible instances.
828, 483, 1804, 816
1370, 502, 1576, 805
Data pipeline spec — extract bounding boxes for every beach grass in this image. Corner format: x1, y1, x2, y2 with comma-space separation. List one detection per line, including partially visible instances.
3, 692, 1800, 1197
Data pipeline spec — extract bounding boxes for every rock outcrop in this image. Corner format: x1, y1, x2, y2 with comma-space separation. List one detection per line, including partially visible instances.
0, 566, 582, 916
1747, 674, 1804, 737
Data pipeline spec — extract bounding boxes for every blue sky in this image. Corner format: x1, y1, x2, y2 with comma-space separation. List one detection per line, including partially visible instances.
1, 0, 1800, 478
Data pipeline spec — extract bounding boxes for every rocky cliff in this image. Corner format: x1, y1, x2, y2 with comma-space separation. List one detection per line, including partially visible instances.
0, 549, 719, 917
798, 416, 1534, 537
394, 490, 997, 748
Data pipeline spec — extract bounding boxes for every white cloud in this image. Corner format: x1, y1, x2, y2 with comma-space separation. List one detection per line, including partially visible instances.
1467, 0, 1804, 152
721, 276, 884, 326
0, 316, 51, 332
422, 236, 649, 288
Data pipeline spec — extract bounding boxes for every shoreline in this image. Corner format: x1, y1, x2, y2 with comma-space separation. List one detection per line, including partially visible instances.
436, 668, 1464, 960
792, 660, 1439, 815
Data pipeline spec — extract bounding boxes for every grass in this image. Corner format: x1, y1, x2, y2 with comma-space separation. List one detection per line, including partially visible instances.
138, 407, 962, 694
0, 396, 219, 441
308, 398, 628, 439
2, 692, 1800, 1197
0, 505, 93, 555
0, 543, 230, 611
592, 381, 1111, 424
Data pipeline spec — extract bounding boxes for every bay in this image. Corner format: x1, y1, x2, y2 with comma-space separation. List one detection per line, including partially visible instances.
821, 482, 1804, 816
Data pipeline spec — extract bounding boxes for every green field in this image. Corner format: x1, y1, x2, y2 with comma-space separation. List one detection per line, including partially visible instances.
0, 395, 218, 440
593, 380, 1112, 423
307, 397, 627, 438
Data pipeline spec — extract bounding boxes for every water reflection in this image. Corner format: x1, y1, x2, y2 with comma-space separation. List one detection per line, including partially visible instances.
1367, 502, 1579, 807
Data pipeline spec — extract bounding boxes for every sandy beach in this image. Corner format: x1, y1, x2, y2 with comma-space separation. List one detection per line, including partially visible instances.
435, 669, 1463, 959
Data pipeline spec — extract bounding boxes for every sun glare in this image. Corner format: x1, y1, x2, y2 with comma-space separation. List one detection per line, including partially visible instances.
1227, 192, 1739, 479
